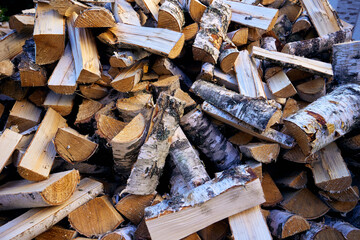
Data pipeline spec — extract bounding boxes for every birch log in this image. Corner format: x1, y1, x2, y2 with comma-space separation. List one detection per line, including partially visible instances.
113, 0, 141, 26
191, 80, 282, 131
180, 109, 241, 171
284, 84, 360, 156
219, 37, 239, 73
158, 0, 185, 32
192, 0, 231, 64
123, 93, 185, 195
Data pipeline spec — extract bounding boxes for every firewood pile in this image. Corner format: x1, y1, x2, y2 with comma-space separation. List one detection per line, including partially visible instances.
0, 0, 360, 239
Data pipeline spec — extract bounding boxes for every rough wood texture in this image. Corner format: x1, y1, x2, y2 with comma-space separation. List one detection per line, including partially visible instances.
111, 60, 147, 92
49, 0, 89, 17
0, 59, 14, 79
276, 170, 308, 189
158, 0, 185, 32
151, 75, 180, 98
6, 100, 42, 132
43, 91, 75, 116
0, 170, 79, 210
182, 22, 199, 41
267, 70, 297, 98
113, 0, 141, 26
68, 196, 124, 237
240, 143, 280, 164
0, 178, 103, 240
110, 49, 150, 68
261, 172, 283, 207
75, 99, 103, 125
101, 225, 136, 240
180, 109, 241, 171
123, 93, 184, 195
0, 129, 22, 174
18, 108, 67, 181
135, 0, 159, 21
79, 84, 108, 100
74, 7, 116, 27
145, 165, 264, 240
0, 30, 32, 62
296, 78, 326, 102
219, 38, 239, 74
35, 226, 77, 240
300, 221, 345, 240
67, 12, 101, 83
116, 93, 153, 122
227, 28, 248, 47
191, 80, 282, 132
96, 114, 126, 142
292, 11, 311, 33
9, 14, 35, 33
33, 3, 65, 65
325, 217, 360, 240
284, 84, 360, 155
197, 220, 229, 240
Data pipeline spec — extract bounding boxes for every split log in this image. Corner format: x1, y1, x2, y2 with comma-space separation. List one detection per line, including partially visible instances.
267, 70, 297, 98
115, 194, 156, 225
68, 196, 124, 237
229, 205, 272, 240
273, 14, 292, 43
320, 186, 359, 202
0, 59, 14, 79
284, 84, 360, 155
283, 145, 310, 163
248, 28, 266, 42
275, 170, 308, 189
0, 30, 32, 61
101, 225, 136, 240
75, 99, 103, 125
0, 74, 29, 100
54, 127, 98, 163
135, 0, 159, 21
239, 143, 280, 164
67, 12, 101, 83
100, 23, 184, 59
180, 109, 241, 171
325, 217, 360, 240
111, 113, 148, 175
278, 0, 302, 22
252, 46, 333, 77
226, 1, 279, 31
197, 62, 215, 82
79, 84, 108, 99
229, 131, 253, 146
0, 169, 79, 210
96, 114, 126, 142
28, 88, 48, 107
285, 68, 314, 82
0, 178, 103, 240
234, 50, 266, 98
158, 0, 185, 32
300, 221, 345, 240
332, 41, 360, 85
174, 88, 196, 111
197, 220, 229, 240
34, 3, 65, 65
323, 196, 358, 213
170, 166, 190, 197
111, 61, 147, 92
296, 78, 326, 102
201, 101, 295, 149
308, 142, 351, 192
74, 7, 116, 27
267, 210, 310, 239
113, 0, 141, 26
282, 28, 352, 57
280, 188, 330, 219
36, 226, 78, 240
122, 93, 184, 195
261, 171, 283, 207
282, 98, 299, 120
9, 14, 35, 33
6, 100, 42, 132
169, 127, 210, 188
261, 37, 281, 80
245, 159, 262, 179
151, 75, 180, 98
300, 0, 341, 37
43, 91, 75, 116
182, 22, 199, 41
213, 68, 238, 92
144, 165, 264, 240
129, 81, 151, 96
116, 94, 153, 122
49, 0, 88, 17
219, 38, 239, 74
17, 108, 67, 181
188, 0, 207, 23
12, 131, 35, 168
292, 11, 311, 33
227, 28, 248, 47
0, 129, 22, 173
110, 49, 150, 68
192, 0, 231, 64
191, 80, 282, 131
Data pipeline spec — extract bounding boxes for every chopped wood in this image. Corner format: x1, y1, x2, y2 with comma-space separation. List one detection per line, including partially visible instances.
273, 14, 292, 43
111, 60, 147, 92
320, 186, 359, 202
75, 99, 103, 125
282, 98, 299, 120
213, 68, 238, 91
300, 221, 345, 240
6, 100, 42, 132
285, 68, 314, 82
27, 88, 48, 106
197, 220, 229, 240
173, 88, 196, 111
240, 143, 280, 164
33, 3, 65, 65
276, 170, 308, 189
67, 12, 101, 83
183, 233, 201, 240
229, 205, 272, 240
79, 84, 108, 100
0, 30, 32, 62
47, 44, 77, 95
145, 165, 264, 240
9, 14, 35, 33
284, 84, 360, 155
113, 0, 141, 26
182, 22, 199, 41
0, 59, 14, 79
35, 226, 78, 240
292, 11, 311, 33
135, 0, 159, 21
68, 196, 124, 237
74, 7, 116, 27
0, 169, 79, 210
278, 0, 302, 22
96, 114, 126, 142
116, 93, 153, 122
151, 75, 180, 98
110, 49, 150, 68
267, 70, 297, 98
99, 23, 184, 59
229, 131, 254, 146
49, 0, 89, 17
325, 217, 360, 240
252, 46, 333, 77
17, 108, 67, 181
280, 188, 330, 219
158, 0, 185, 32
101, 225, 136, 240
180, 109, 241, 171
300, 0, 341, 37
0, 129, 22, 174
322, 196, 358, 213
245, 159, 262, 180
43, 91, 75, 116
296, 78, 326, 102
112, 113, 148, 175
219, 38, 239, 73
115, 194, 156, 225
0, 75, 29, 100
261, 171, 283, 207
0, 178, 103, 240
188, 0, 206, 23
227, 28, 248, 47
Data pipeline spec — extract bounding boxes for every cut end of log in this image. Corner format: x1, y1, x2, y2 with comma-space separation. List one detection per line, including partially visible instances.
17, 166, 50, 182
283, 120, 311, 156
74, 7, 116, 28
168, 33, 185, 59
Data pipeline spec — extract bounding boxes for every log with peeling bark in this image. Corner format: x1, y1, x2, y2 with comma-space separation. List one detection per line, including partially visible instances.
191, 80, 282, 132
284, 84, 360, 156
252, 46, 333, 77
54, 127, 98, 163
17, 108, 67, 181
0, 169, 79, 210
240, 143, 280, 164
111, 113, 148, 175
36, 226, 77, 240
49, 0, 89, 17
296, 78, 326, 102
151, 75, 180, 98
227, 28, 248, 47
116, 93, 153, 122
68, 196, 124, 237
113, 0, 141, 26
99, 23, 184, 59
74, 7, 116, 28
180, 109, 241, 171
332, 41, 360, 85
300, 221, 345, 240
111, 60, 147, 92
33, 3, 65, 65
67, 12, 101, 83
282, 28, 352, 57
192, 0, 231, 64
43, 91, 75, 116
145, 165, 264, 240
101, 225, 136, 240
0, 178, 103, 240
158, 0, 185, 32
169, 127, 210, 188
6, 100, 42, 132
47, 44, 77, 94
325, 217, 360, 240
267, 209, 310, 239
110, 49, 150, 68
122, 93, 184, 195
0, 129, 22, 174
9, 14, 35, 33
